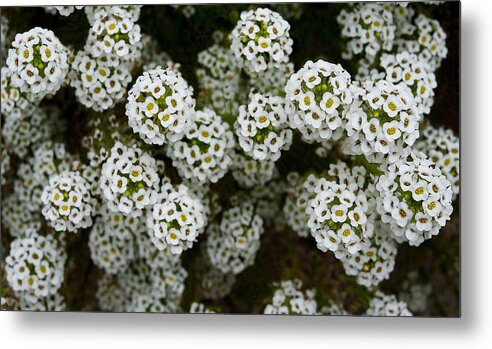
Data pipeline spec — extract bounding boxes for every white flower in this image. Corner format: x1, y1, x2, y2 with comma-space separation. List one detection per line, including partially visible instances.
69, 51, 132, 112
146, 182, 205, 255
126, 67, 196, 145
41, 171, 96, 233
337, 3, 396, 63
342, 79, 420, 164
231, 8, 293, 75
341, 222, 398, 287
393, 14, 448, 71
286, 60, 352, 144
6, 27, 70, 98
84, 6, 142, 63
264, 279, 317, 315
414, 123, 459, 199
366, 291, 413, 316
100, 142, 159, 218
375, 151, 454, 246
167, 108, 235, 183
207, 202, 264, 275
5, 232, 66, 303
235, 91, 293, 162
231, 151, 277, 188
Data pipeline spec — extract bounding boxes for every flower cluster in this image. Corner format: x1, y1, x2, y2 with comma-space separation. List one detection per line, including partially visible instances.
1, 66, 40, 120
207, 202, 264, 274
365, 291, 413, 316
84, 6, 142, 63
250, 62, 294, 96
100, 142, 159, 217
69, 50, 133, 112
85, 6, 141, 25
375, 151, 453, 246
341, 222, 398, 287
231, 151, 276, 188
320, 300, 348, 315
395, 14, 447, 71
41, 171, 96, 232
415, 124, 460, 199
201, 267, 236, 300
286, 60, 353, 144
236, 92, 293, 161
146, 181, 206, 255
399, 271, 433, 313
6, 27, 70, 98
167, 108, 235, 183
45, 6, 84, 17
13, 141, 78, 219
360, 52, 437, 116
5, 233, 66, 304
2, 105, 57, 159
337, 3, 396, 62
264, 279, 317, 315
196, 44, 242, 117
1, 146, 10, 186
343, 80, 420, 164
308, 162, 376, 259
283, 172, 320, 238
189, 302, 215, 313
88, 218, 135, 274
1, 15, 9, 59
231, 8, 293, 75
126, 67, 195, 145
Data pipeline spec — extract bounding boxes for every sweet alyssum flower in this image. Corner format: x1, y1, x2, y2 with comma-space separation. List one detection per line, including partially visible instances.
394, 14, 448, 71
359, 51, 437, 116
69, 50, 133, 112
89, 217, 135, 275
126, 66, 196, 145
41, 170, 96, 232
375, 151, 453, 246
342, 79, 421, 164
84, 6, 142, 63
231, 151, 277, 188
236, 91, 293, 162
85, 5, 141, 25
167, 108, 235, 183
100, 142, 160, 217
283, 172, 321, 238
415, 123, 460, 199
6, 27, 70, 98
250, 62, 294, 96
44, 6, 84, 17
286, 59, 353, 144
320, 300, 348, 315
5, 232, 67, 304
264, 279, 318, 315
196, 44, 242, 117
341, 222, 398, 288
146, 181, 206, 255
201, 266, 236, 300
308, 161, 376, 259
337, 3, 396, 62
2, 105, 57, 159
207, 202, 264, 275
1, 66, 40, 120
365, 291, 412, 316
189, 302, 215, 313
13, 141, 78, 217
399, 271, 433, 313
231, 7, 293, 75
